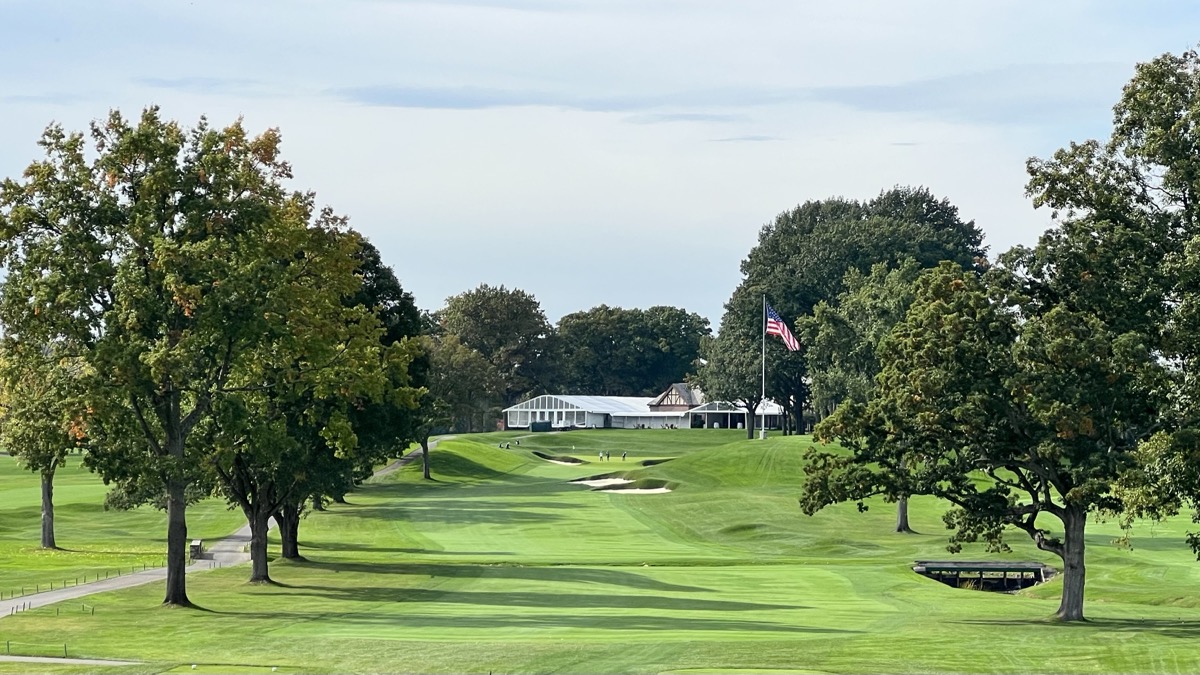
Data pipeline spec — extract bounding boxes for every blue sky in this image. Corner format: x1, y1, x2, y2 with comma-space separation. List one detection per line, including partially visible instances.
1, 0, 1197, 326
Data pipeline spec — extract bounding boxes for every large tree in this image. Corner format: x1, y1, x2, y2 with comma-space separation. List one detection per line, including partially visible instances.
414, 334, 501, 478
727, 186, 986, 430
800, 259, 922, 417
1043, 47, 1200, 565
799, 258, 923, 530
439, 284, 552, 408
807, 255, 1167, 621
0, 108, 356, 606
272, 240, 425, 555
203, 232, 415, 582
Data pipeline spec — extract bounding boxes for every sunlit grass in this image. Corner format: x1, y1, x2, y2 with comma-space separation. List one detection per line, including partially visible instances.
0, 454, 244, 597
3, 434, 1200, 673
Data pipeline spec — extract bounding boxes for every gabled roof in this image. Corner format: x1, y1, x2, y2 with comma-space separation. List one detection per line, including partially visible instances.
649, 383, 705, 408
688, 400, 785, 415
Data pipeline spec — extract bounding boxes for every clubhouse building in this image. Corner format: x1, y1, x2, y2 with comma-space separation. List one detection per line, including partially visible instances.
502, 383, 785, 430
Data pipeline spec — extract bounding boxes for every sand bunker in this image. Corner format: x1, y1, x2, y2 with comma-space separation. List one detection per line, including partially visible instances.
546, 459, 582, 466
571, 478, 634, 488
601, 487, 672, 494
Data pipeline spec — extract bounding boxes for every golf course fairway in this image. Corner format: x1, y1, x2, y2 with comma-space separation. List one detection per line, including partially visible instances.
3, 430, 1200, 674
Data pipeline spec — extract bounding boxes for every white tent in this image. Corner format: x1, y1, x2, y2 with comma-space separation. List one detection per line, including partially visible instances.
504, 393, 785, 430
503, 394, 691, 429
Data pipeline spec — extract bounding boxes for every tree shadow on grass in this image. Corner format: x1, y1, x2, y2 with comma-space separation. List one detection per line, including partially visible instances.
219, 607, 848, 635
299, 542, 514, 556
361, 479, 578, 498
954, 617, 1200, 638
320, 504, 567, 526
278, 584, 807, 613
301, 559, 713, 593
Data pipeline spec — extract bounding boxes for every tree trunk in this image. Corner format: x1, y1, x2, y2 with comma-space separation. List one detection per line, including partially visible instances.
40, 469, 57, 549
895, 496, 913, 533
421, 437, 431, 480
1055, 507, 1087, 621
274, 502, 303, 561
311, 495, 325, 512
247, 507, 272, 583
163, 478, 190, 606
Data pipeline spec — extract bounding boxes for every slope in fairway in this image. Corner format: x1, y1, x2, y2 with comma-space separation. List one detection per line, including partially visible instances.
3, 433, 1200, 674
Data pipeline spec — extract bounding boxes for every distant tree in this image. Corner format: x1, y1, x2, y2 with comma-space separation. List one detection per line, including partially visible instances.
734, 186, 986, 430
556, 305, 709, 395
693, 288, 765, 440
799, 258, 923, 530
418, 334, 501, 438
800, 259, 923, 416
439, 284, 552, 407
0, 343, 84, 549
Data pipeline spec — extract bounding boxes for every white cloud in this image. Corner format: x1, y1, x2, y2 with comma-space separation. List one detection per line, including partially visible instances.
0, 0, 1197, 325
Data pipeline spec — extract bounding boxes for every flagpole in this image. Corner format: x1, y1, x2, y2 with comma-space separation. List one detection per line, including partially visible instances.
760, 294, 766, 440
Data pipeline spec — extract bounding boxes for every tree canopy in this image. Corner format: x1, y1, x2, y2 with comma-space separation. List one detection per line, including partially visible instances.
0, 108, 380, 605
439, 284, 553, 407
705, 186, 985, 432
555, 304, 709, 396
803, 48, 1200, 621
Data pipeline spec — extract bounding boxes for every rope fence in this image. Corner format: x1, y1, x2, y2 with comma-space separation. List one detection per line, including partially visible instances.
0, 559, 169, 602
3, 639, 71, 658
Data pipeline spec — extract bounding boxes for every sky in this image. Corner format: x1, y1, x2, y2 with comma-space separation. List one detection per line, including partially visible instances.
1, 1, 1197, 327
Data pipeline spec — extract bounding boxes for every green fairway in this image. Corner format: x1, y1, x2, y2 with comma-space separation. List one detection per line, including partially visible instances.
4, 432, 1200, 673
0, 454, 245, 598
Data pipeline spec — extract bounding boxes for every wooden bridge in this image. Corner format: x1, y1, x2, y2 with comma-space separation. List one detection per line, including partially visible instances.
912, 560, 1057, 591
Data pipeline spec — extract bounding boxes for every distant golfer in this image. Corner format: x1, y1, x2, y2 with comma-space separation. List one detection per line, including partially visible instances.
599, 452, 604, 461
621, 452, 627, 461
605, 451, 611, 461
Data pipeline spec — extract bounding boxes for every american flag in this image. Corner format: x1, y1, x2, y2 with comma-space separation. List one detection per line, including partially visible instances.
766, 303, 801, 351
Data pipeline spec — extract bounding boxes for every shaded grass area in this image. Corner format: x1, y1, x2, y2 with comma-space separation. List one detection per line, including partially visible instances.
0, 455, 244, 596
4, 434, 1200, 673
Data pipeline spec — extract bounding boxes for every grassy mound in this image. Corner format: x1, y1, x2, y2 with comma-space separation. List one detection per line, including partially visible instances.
532, 450, 584, 464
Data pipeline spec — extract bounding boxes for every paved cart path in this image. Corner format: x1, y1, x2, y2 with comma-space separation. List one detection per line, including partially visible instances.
0, 441, 452, 666
0, 524, 256, 620
0, 654, 142, 667
373, 436, 454, 478
0, 438, 451, 622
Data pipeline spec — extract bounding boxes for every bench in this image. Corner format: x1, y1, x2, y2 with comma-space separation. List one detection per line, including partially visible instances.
190, 539, 204, 561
